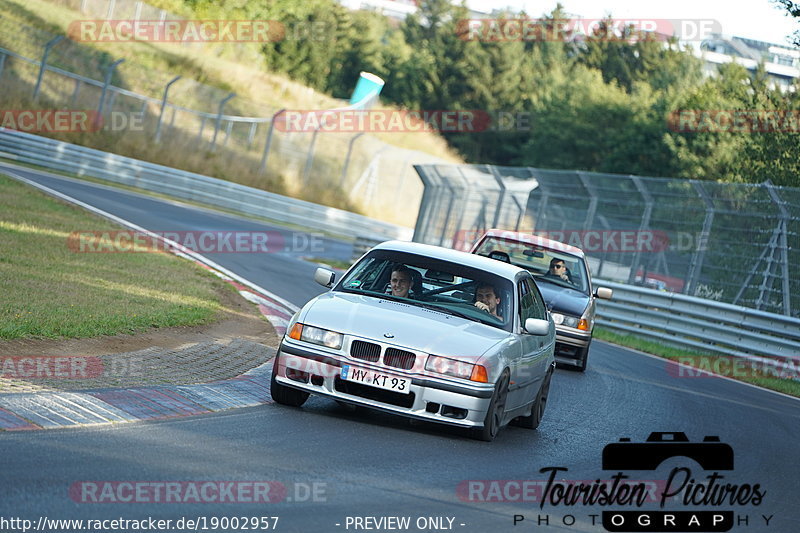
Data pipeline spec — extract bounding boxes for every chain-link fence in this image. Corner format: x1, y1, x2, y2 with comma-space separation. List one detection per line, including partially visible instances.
413, 164, 800, 318
0, 0, 445, 226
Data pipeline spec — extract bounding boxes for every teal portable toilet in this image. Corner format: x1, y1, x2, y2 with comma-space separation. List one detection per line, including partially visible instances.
349, 72, 385, 107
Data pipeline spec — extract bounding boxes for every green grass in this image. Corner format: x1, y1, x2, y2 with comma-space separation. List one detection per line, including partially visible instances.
0, 174, 224, 339
595, 328, 800, 398
0, 159, 360, 242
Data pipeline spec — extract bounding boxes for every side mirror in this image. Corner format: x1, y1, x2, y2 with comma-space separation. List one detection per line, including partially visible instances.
524, 318, 550, 336
595, 287, 613, 300
314, 267, 335, 288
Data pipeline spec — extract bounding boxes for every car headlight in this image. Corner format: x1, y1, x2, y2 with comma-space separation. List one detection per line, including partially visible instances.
551, 313, 582, 329
288, 323, 343, 350
425, 355, 488, 382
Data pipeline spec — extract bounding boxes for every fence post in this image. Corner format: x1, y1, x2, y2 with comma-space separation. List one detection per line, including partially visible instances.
0, 53, 6, 84
340, 132, 364, 187
222, 120, 233, 148
531, 169, 549, 231
577, 171, 598, 228
210, 92, 235, 152
454, 167, 473, 241
488, 166, 506, 228
105, 90, 118, 116
411, 164, 433, 243
510, 195, 524, 230
627, 176, 654, 285
685, 181, 714, 297
438, 178, 458, 247
196, 116, 207, 141
95, 58, 124, 129
70, 78, 82, 107
246, 122, 258, 149
762, 182, 791, 315
33, 36, 63, 101
302, 128, 320, 185
155, 75, 181, 142
259, 108, 285, 176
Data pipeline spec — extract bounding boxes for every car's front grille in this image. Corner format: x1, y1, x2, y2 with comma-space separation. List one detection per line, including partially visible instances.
384, 348, 416, 370
350, 340, 381, 362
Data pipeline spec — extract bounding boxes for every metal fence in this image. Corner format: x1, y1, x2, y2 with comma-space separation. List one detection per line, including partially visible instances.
413, 164, 540, 248
0, 128, 412, 241
0, 3, 443, 226
595, 280, 800, 363
413, 164, 800, 319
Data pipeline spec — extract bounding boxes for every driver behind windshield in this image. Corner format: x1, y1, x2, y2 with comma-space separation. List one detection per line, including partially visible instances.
544, 258, 571, 283
474, 282, 503, 320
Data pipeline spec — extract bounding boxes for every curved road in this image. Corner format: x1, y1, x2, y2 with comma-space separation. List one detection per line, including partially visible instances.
1, 163, 798, 533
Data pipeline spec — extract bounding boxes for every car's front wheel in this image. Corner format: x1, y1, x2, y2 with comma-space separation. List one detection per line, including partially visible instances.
270, 353, 310, 407
471, 372, 509, 442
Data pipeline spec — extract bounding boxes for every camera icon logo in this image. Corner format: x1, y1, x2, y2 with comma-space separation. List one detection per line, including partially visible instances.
602, 432, 734, 471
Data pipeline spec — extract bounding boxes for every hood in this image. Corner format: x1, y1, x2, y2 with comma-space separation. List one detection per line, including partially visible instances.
299, 292, 508, 357
535, 280, 591, 317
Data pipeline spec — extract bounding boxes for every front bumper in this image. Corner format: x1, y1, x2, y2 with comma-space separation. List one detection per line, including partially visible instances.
273, 340, 495, 428
554, 325, 592, 365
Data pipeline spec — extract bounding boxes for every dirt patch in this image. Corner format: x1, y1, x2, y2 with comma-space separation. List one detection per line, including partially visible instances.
0, 284, 280, 392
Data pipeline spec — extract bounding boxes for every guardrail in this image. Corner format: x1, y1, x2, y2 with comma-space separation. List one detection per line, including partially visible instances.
594, 279, 800, 362
0, 128, 413, 242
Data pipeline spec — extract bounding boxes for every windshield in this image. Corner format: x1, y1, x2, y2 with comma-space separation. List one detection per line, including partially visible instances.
335, 249, 514, 331
474, 236, 590, 294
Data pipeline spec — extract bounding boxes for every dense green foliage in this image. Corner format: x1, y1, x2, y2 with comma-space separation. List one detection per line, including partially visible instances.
179, 0, 799, 186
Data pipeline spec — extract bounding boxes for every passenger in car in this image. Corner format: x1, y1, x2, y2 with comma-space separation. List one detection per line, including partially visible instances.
474, 282, 503, 320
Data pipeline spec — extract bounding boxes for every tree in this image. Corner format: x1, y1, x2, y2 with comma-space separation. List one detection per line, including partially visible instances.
773, 0, 800, 45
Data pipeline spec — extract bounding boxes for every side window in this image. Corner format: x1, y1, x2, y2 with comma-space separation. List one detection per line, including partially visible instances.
518, 280, 535, 323
524, 278, 547, 320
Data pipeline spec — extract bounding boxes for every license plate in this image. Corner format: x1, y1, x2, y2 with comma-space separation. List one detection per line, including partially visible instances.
341, 365, 410, 394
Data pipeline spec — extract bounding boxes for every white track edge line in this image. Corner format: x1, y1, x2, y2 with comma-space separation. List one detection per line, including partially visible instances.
3, 170, 299, 314
595, 339, 800, 403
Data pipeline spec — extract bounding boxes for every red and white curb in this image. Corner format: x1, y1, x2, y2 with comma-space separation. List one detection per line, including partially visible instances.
0, 363, 276, 431
0, 169, 302, 431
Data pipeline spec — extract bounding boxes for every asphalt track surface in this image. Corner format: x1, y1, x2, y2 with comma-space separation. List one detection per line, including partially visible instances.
1, 163, 799, 533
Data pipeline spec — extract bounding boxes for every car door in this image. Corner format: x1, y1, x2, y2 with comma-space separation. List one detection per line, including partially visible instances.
507, 276, 551, 410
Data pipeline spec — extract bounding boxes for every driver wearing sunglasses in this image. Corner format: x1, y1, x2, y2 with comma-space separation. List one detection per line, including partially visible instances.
545, 258, 571, 282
